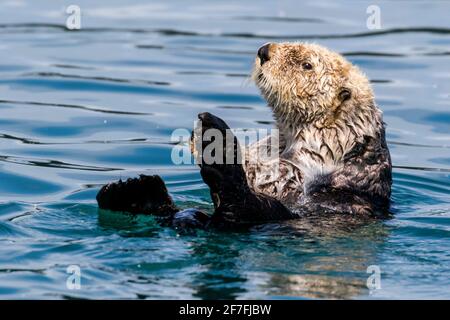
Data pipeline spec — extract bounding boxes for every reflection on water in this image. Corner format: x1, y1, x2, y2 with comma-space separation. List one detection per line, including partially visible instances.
0, 0, 449, 299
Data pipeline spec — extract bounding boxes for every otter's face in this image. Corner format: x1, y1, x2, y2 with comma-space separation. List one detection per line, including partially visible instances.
253, 42, 371, 124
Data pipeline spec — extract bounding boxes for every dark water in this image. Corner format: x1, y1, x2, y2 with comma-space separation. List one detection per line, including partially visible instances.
0, 0, 449, 299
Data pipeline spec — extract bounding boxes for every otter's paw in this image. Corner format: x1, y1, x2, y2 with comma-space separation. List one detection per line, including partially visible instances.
96, 174, 178, 216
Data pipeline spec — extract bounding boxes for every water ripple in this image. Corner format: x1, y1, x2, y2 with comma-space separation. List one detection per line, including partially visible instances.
0, 99, 151, 116
0, 154, 121, 171
1, 23, 450, 40
24, 72, 170, 87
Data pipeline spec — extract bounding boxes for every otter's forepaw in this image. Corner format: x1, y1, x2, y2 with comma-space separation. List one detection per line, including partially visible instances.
96, 174, 178, 216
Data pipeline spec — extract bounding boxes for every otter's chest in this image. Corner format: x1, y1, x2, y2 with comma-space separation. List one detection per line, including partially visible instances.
283, 130, 351, 180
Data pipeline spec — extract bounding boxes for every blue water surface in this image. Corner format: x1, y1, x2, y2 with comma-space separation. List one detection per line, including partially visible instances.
0, 0, 449, 299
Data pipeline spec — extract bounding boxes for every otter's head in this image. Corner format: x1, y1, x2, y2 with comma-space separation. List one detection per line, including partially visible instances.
253, 42, 375, 128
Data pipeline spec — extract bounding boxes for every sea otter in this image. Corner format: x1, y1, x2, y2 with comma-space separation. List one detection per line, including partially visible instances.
96, 42, 392, 229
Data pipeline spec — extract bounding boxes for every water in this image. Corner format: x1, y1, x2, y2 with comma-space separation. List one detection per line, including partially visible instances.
0, 0, 449, 299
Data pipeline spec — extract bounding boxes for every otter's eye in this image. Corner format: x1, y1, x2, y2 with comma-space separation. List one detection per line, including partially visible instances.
302, 62, 313, 70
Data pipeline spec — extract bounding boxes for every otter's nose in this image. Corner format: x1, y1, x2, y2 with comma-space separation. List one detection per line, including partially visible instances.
257, 43, 272, 66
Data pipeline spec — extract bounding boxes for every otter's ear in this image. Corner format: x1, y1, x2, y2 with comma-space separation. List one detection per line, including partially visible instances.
338, 88, 351, 102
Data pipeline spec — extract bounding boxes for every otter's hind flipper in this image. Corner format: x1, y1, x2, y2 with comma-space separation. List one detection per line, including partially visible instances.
194, 112, 298, 227
201, 165, 297, 227
96, 174, 178, 216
